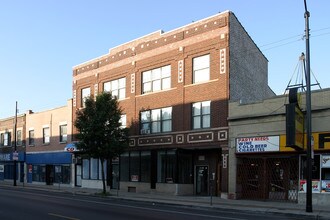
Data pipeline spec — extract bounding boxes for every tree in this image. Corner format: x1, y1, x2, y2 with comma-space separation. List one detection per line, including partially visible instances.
74, 92, 128, 194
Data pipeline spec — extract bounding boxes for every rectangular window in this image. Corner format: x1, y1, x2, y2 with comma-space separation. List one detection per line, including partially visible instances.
3, 132, 11, 146
140, 151, 151, 182
32, 165, 46, 182
157, 150, 177, 183
140, 107, 172, 134
130, 151, 140, 181
120, 152, 129, 181
81, 87, 91, 108
29, 130, 35, 146
90, 158, 98, 180
82, 159, 90, 179
104, 77, 126, 100
0, 133, 3, 147
17, 130, 22, 146
192, 101, 211, 129
193, 54, 210, 83
60, 125, 67, 143
142, 65, 171, 94
120, 115, 127, 128
43, 127, 50, 144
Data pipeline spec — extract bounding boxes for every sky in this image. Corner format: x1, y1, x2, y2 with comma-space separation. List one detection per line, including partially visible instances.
0, 0, 329, 119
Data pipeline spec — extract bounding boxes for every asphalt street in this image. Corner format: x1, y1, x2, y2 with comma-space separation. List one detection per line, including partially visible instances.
0, 186, 312, 220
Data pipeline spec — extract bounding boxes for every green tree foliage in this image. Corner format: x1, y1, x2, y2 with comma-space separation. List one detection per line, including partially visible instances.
74, 92, 128, 194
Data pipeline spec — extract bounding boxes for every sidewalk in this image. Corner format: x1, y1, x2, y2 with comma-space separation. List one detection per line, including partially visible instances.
1, 181, 329, 219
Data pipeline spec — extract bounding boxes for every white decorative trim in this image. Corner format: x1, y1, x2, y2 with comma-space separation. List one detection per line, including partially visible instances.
222, 153, 228, 169
220, 48, 226, 74
73, 90, 77, 107
129, 139, 135, 147
176, 134, 184, 143
94, 84, 98, 98
131, 73, 135, 93
138, 135, 173, 146
178, 60, 184, 83
187, 132, 214, 143
218, 130, 228, 141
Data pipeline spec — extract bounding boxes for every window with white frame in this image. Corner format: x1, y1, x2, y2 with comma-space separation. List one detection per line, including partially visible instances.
81, 87, 91, 108
140, 107, 172, 134
17, 130, 22, 146
60, 124, 67, 143
104, 77, 126, 99
0, 132, 11, 147
29, 130, 34, 146
142, 65, 171, 94
193, 54, 210, 83
192, 101, 211, 129
43, 127, 50, 144
3, 132, 11, 146
120, 115, 127, 128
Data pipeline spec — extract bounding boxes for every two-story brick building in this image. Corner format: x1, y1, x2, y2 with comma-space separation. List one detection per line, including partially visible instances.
0, 114, 26, 182
25, 99, 74, 186
72, 11, 274, 196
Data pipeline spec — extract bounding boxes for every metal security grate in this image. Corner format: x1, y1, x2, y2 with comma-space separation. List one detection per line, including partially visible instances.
237, 156, 299, 202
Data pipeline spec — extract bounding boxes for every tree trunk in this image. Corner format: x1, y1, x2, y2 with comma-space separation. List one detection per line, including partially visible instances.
100, 158, 106, 194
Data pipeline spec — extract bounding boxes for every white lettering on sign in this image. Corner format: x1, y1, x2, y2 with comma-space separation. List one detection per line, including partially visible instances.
0, 154, 11, 161
236, 136, 279, 153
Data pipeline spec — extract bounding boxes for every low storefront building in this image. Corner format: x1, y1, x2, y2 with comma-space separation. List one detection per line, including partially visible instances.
228, 88, 330, 205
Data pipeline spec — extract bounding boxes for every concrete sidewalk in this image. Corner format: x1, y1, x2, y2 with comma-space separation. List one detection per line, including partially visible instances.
1, 181, 329, 219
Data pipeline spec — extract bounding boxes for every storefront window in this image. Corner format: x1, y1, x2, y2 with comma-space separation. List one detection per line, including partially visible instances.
32, 165, 46, 182
120, 152, 129, 181
321, 155, 330, 192
141, 151, 151, 182
90, 158, 98, 179
82, 159, 90, 179
178, 151, 193, 184
157, 150, 177, 183
300, 155, 321, 193
98, 160, 106, 180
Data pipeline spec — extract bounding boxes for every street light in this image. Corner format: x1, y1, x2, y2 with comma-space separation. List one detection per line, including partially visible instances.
303, 0, 313, 213
13, 101, 18, 186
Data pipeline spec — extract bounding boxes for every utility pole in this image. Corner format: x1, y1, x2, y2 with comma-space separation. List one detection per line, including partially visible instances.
13, 101, 18, 186
304, 0, 313, 213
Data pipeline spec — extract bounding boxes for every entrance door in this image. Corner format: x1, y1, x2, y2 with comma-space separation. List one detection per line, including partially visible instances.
46, 165, 54, 185
196, 166, 208, 195
76, 165, 82, 187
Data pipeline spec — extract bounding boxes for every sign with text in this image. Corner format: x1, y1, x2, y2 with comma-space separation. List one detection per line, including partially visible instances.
300, 180, 321, 193
236, 136, 279, 153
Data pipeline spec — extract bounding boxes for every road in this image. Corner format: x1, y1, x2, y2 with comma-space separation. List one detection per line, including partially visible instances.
0, 186, 306, 220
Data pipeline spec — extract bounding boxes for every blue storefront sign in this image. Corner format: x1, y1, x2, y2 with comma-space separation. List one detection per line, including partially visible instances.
0, 152, 25, 181
25, 152, 72, 183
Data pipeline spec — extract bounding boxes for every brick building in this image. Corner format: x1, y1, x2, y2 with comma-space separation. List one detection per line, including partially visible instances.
25, 99, 73, 186
72, 11, 274, 196
0, 114, 26, 182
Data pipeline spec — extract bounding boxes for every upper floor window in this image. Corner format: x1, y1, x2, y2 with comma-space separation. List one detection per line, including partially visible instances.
104, 77, 126, 100
142, 65, 171, 94
140, 107, 172, 134
192, 101, 211, 129
0, 132, 11, 147
193, 54, 210, 83
43, 127, 50, 144
29, 130, 35, 146
60, 125, 67, 143
17, 130, 22, 146
120, 115, 127, 129
81, 87, 91, 108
